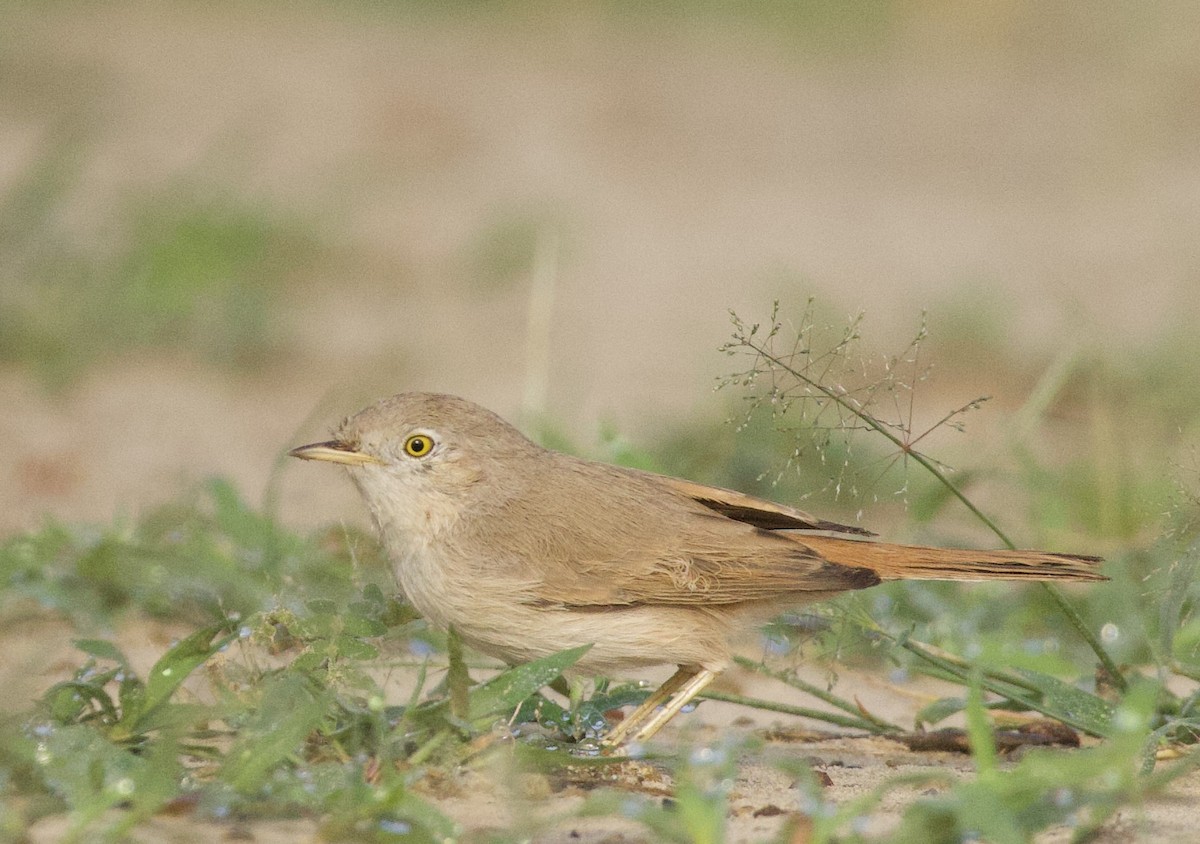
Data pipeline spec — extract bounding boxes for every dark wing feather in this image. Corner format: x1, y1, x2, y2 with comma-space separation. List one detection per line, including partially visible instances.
639, 472, 875, 536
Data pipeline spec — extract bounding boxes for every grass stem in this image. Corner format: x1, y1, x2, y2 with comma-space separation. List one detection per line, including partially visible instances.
748, 340, 1126, 692
733, 656, 900, 732
699, 690, 890, 733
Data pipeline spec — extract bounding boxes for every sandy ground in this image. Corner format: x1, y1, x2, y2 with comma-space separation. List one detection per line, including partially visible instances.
5, 2, 1200, 839
12, 614, 1200, 842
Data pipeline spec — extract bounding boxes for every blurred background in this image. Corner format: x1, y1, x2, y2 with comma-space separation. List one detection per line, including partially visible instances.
2, 0, 1198, 538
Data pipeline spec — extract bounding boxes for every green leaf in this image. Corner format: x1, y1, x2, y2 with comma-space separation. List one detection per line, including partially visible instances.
964, 670, 998, 781
446, 627, 470, 720
334, 636, 379, 661
914, 695, 1030, 729
72, 639, 130, 668
98, 730, 188, 839
361, 582, 386, 604
467, 645, 592, 723
39, 725, 146, 821
674, 778, 728, 844
512, 683, 652, 738
127, 621, 235, 734
915, 696, 967, 728
339, 614, 388, 638
291, 652, 325, 672
383, 788, 458, 842
1016, 669, 1115, 737
220, 674, 328, 793
43, 679, 119, 726
116, 676, 147, 735
129, 702, 212, 736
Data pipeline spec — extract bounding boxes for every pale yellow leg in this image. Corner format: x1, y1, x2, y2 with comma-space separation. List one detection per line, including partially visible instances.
630, 668, 718, 744
602, 666, 694, 748
602, 666, 719, 749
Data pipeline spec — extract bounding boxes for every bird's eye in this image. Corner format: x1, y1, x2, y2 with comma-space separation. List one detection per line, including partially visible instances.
403, 434, 434, 457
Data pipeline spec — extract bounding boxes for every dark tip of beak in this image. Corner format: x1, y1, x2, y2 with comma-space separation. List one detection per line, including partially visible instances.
289, 440, 346, 458
289, 440, 383, 466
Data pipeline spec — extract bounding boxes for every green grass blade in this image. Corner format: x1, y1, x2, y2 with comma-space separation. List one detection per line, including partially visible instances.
127, 620, 236, 735
1014, 668, 1115, 737
219, 674, 328, 793
467, 645, 592, 723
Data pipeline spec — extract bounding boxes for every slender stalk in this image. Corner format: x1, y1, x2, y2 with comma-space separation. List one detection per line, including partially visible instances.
446, 627, 470, 720
896, 637, 1109, 737
898, 639, 1032, 699
1040, 583, 1126, 692
733, 656, 900, 732
750, 342, 1126, 692
882, 633, 1043, 694
393, 658, 429, 751
407, 729, 450, 767
754, 345, 1014, 544
899, 642, 1039, 709
699, 690, 890, 733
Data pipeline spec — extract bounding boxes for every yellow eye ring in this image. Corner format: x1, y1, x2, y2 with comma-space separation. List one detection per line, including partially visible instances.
403, 434, 434, 458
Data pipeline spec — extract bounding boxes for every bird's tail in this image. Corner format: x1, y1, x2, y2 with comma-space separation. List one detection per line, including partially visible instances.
797, 535, 1106, 583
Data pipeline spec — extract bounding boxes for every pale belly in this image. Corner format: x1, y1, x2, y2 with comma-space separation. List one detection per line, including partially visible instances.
389, 542, 734, 674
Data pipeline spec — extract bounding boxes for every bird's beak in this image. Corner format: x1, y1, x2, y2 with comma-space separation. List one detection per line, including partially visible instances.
288, 440, 384, 466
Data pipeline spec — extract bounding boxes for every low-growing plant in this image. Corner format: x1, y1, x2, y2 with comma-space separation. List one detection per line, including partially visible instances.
0, 478, 390, 628
11, 579, 615, 839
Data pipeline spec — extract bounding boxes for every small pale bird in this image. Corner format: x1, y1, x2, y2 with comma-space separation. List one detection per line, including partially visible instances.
290, 392, 1105, 746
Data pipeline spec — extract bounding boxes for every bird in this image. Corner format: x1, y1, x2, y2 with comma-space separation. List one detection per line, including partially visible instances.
289, 391, 1105, 746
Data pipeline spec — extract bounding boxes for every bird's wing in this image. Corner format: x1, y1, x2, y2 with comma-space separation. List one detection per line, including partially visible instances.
496, 457, 879, 610
523, 513, 881, 609
504, 459, 1098, 611
631, 470, 875, 536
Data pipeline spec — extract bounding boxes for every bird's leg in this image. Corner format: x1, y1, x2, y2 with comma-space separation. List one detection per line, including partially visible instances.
604, 667, 715, 744
628, 667, 717, 744
602, 666, 695, 748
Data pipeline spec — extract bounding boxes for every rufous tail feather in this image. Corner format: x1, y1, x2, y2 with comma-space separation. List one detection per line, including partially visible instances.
797, 535, 1106, 583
